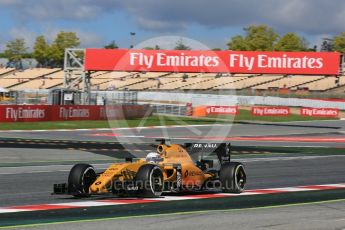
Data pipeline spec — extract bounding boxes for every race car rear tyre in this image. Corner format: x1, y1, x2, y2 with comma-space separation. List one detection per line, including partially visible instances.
135, 164, 163, 198
68, 164, 97, 198
219, 162, 246, 193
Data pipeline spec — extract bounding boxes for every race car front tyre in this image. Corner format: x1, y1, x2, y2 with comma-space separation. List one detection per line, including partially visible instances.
68, 164, 97, 198
135, 164, 163, 198
219, 162, 246, 193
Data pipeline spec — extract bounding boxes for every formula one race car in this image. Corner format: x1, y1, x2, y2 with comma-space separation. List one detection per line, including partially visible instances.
53, 140, 246, 198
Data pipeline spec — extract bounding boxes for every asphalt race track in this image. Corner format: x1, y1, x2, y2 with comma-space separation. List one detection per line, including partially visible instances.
0, 120, 345, 229
0, 120, 344, 147
9, 200, 345, 230
1, 152, 345, 207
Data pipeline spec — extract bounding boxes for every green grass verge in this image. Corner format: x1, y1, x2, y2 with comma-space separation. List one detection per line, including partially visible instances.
216, 109, 338, 122
0, 110, 337, 130
0, 115, 223, 130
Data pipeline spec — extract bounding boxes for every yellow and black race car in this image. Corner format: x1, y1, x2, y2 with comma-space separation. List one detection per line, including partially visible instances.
53, 140, 246, 198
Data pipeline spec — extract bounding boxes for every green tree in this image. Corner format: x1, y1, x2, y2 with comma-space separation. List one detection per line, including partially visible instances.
46, 44, 61, 66
227, 35, 249, 50
333, 32, 345, 52
104, 40, 118, 49
143, 45, 161, 50
227, 25, 279, 51
274, 32, 308, 51
174, 39, 191, 50
33, 35, 50, 66
4, 38, 28, 62
48, 31, 80, 66
244, 25, 279, 51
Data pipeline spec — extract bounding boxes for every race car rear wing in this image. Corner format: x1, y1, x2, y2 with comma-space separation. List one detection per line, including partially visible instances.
184, 143, 231, 164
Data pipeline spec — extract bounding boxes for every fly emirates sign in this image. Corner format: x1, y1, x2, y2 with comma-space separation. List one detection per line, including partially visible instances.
84, 49, 340, 75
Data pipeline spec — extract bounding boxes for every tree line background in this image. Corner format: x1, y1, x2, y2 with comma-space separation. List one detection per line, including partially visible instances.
1, 25, 345, 68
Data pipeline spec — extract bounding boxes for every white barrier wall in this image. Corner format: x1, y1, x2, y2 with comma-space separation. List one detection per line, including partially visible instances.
129, 91, 345, 110
19, 90, 345, 110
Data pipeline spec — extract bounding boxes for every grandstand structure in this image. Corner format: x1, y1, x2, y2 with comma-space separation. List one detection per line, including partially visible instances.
0, 49, 345, 104
1, 67, 345, 92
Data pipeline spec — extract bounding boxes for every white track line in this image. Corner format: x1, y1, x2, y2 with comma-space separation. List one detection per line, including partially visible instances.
0, 124, 222, 133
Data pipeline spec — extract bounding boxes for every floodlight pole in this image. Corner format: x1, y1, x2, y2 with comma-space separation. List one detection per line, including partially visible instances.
130, 32, 136, 49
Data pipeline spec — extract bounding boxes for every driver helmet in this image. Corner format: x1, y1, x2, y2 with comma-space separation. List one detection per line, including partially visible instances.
146, 152, 163, 163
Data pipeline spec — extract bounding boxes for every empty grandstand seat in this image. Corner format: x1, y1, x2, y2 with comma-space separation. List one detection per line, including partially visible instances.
4, 69, 345, 94
0, 68, 15, 77
214, 75, 283, 90
291, 77, 340, 91
253, 75, 324, 90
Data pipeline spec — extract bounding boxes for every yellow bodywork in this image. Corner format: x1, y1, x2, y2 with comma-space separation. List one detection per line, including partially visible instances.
89, 144, 213, 193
